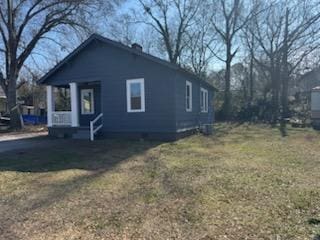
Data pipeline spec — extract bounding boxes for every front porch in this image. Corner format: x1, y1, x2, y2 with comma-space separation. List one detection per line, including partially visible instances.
46, 82, 103, 140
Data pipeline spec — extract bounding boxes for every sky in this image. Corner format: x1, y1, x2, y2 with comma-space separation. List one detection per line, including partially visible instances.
1, 0, 228, 82
30, 0, 225, 78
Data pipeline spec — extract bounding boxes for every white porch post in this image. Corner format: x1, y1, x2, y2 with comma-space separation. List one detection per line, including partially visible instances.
46, 85, 54, 127
69, 82, 79, 127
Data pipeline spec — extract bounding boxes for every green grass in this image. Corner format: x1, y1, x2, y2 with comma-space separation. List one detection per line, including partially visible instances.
1, 123, 320, 239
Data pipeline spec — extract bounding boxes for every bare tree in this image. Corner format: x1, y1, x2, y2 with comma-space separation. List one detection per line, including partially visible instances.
107, 13, 160, 55
137, 0, 201, 64
0, 0, 115, 128
251, 0, 320, 126
210, 0, 254, 120
183, 3, 216, 77
249, 2, 284, 122
108, 13, 137, 46
280, 2, 320, 132
242, 11, 258, 104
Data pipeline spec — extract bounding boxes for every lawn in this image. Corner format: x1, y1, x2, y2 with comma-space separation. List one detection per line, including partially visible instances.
0, 124, 320, 240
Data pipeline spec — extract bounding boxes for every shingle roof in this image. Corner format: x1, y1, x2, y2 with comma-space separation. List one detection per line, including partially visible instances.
38, 34, 217, 91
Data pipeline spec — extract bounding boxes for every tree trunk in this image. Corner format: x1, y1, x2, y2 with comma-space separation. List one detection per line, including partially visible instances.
280, 8, 290, 136
270, 56, 281, 125
7, 73, 22, 129
281, 55, 289, 122
249, 36, 254, 103
282, 8, 289, 120
223, 41, 232, 120
5, 0, 21, 129
6, 51, 22, 129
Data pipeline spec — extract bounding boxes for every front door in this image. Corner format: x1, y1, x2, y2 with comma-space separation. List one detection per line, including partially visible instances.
79, 84, 101, 126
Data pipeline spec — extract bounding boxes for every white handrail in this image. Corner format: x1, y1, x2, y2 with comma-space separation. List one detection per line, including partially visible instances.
90, 113, 103, 141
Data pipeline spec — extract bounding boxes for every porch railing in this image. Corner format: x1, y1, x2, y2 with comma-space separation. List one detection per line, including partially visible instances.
90, 113, 103, 141
52, 111, 72, 126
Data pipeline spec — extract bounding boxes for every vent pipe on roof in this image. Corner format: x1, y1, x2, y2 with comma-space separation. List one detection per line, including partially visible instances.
131, 43, 143, 52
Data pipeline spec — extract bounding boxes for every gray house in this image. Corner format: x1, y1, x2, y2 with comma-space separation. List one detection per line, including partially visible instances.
39, 34, 215, 141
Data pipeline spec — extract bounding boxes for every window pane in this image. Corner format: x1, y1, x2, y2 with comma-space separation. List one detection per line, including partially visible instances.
130, 82, 142, 110
131, 96, 141, 109
186, 96, 190, 109
82, 90, 93, 114
200, 91, 204, 109
127, 79, 145, 112
84, 92, 91, 112
186, 83, 191, 111
131, 83, 141, 97
205, 92, 208, 111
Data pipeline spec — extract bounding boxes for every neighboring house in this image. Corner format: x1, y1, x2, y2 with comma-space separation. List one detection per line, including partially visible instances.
39, 34, 216, 140
294, 68, 320, 94
18, 81, 47, 117
19, 95, 46, 117
21, 105, 37, 115
0, 86, 7, 115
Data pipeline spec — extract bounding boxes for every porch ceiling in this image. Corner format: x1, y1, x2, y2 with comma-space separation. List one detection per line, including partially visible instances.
47, 81, 100, 88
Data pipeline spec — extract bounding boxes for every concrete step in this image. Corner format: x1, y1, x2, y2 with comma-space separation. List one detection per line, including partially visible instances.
72, 127, 103, 140
73, 129, 90, 140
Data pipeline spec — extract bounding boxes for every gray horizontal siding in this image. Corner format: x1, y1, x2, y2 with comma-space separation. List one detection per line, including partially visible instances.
45, 40, 214, 136
46, 41, 176, 133
174, 74, 214, 131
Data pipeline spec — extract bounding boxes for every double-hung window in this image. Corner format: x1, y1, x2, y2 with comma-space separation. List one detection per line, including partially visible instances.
200, 87, 208, 113
186, 81, 192, 112
126, 78, 145, 112
81, 89, 94, 114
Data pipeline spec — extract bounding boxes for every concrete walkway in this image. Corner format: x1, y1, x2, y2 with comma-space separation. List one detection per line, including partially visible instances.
0, 131, 52, 153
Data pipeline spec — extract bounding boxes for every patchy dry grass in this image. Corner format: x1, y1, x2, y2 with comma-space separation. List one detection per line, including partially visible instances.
1, 124, 320, 239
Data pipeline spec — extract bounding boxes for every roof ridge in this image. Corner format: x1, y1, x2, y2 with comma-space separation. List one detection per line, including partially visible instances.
38, 33, 217, 91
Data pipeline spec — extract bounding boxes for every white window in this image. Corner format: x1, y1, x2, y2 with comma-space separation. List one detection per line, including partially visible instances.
126, 78, 145, 112
81, 89, 94, 114
200, 87, 208, 113
186, 81, 192, 112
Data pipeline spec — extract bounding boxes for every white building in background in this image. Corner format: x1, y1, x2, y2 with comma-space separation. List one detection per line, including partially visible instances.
311, 86, 320, 129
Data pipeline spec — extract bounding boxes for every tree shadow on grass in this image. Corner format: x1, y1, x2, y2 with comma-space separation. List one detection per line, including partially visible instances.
0, 138, 162, 239
211, 122, 273, 146
313, 235, 320, 240
0, 165, 113, 239
308, 219, 320, 240
0, 139, 161, 173
308, 218, 320, 225
279, 122, 288, 137
213, 122, 244, 138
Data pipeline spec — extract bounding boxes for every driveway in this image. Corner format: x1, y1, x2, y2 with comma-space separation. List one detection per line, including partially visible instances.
0, 131, 54, 153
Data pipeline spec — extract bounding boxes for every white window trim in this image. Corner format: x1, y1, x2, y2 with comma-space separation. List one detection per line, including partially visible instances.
200, 87, 208, 113
126, 78, 145, 113
186, 80, 192, 112
81, 89, 95, 115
